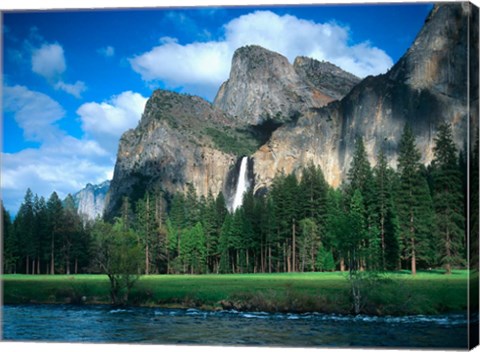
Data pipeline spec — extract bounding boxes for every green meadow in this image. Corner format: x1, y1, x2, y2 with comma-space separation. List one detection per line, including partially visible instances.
2, 270, 472, 316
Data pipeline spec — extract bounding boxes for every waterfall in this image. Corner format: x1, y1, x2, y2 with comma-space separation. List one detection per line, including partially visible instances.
231, 156, 249, 212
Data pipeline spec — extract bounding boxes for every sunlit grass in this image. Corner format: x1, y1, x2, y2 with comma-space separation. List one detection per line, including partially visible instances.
2, 270, 469, 315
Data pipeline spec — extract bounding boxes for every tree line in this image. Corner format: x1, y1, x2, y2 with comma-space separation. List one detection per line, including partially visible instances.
3, 122, 474, 276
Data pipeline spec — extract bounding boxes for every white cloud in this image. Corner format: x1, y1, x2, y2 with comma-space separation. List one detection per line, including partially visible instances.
129, 11, 393, 100
31, 43, 66, 81
77, 91, 148, 152
98, 45, 115, 57
30, 41, 87, 98
3, 85, 65, 142
2, 141, 111, 213
1, 86, 146, 213
54, 80, 87, 98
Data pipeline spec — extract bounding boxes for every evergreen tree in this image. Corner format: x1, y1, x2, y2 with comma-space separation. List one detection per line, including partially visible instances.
346, 137, 380, 269
431, 122, 465, 273
181, 222, 207, 274
61, 194, 82, 274
346, 137, 375, 211
185, 184, 200, 227
46, 192, 63, 274
218, 213, 231, 273
260, 194, 277, 273
200, 192, 218, 273
298, 218, 319, 271
470, 132, 479, 269
14, 189, 35, 274
136, 192, 158, 275
299, 163, 329, 230
270, 172, 299, 272
396, 124, 434, 275
373, 147, 400, 270
3, 202, 18, 273
315, 244, 335, 272
33, 196, 49, 274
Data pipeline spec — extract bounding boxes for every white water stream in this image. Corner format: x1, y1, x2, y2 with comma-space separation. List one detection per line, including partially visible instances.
231, 156, 249, 211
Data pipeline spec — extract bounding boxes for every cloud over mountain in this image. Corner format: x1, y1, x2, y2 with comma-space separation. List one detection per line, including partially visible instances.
129, 10, 393, 100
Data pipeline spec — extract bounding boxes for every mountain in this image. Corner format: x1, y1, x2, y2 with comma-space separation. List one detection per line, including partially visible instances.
105, 3, 477, 218
104, 90, 256, 217
74, 180, 110, 220
253, 3, 476, 190
213, 45, 359, 126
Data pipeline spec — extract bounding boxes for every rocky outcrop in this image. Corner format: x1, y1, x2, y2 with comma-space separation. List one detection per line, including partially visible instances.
213, 45, 336, 125
293, 57, 360, 101
253, 3, 475, 191
74, 180, 110, 221
105, 90, 241, 217
106, 3, 476, 218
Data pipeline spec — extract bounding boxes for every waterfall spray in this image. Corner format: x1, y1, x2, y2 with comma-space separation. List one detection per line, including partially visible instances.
231, 156, 249, 211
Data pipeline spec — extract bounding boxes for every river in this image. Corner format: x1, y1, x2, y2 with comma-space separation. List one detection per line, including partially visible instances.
2, 304, 469, 348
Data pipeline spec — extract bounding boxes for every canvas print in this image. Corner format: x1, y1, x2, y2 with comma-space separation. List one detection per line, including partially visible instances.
1, 0, 479, 350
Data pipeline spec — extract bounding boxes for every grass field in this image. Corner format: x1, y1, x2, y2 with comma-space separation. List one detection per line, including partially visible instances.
1, 270, 472, 316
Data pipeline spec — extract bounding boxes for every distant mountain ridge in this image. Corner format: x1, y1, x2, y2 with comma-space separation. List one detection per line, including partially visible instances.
74, 180, 110, 220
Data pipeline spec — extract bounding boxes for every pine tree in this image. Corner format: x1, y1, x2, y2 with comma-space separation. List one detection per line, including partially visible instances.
396, 124, 434, 275
181, 222, 207, 274
298, 218, 319, 272
346, 137, 375, 211
46, 192, 63, 274
299, 163, 329, 230
3, 202, 18, 273
373, 147, 400, 270
431, 122, 465, 273
33, 196, 49, 274
14, 189, 35, 274
470, 131, 479, 269
62, 194, 82, 275
136, 192, 158, 275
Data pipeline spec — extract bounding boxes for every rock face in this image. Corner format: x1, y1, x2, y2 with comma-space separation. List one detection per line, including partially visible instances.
213, 45, 357, 126
253, 3, 475, 191
293, 57, 361, 101
106, 3, 477, 218
74, 180, 110, 221
105, 90, 240, 217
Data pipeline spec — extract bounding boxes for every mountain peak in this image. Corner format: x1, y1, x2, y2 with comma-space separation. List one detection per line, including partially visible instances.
214, 45, 338, 125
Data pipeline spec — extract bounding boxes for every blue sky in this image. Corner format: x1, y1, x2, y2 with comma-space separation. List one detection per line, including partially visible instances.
2, 2, 433, 213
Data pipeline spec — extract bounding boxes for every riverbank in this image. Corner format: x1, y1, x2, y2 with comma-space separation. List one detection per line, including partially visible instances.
1, 271, 471, 316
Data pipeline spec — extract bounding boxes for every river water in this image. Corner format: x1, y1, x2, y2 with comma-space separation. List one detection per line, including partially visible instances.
2, 304, 469, 348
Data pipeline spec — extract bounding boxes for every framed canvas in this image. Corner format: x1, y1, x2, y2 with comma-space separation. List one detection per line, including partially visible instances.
1, 0, 479, 351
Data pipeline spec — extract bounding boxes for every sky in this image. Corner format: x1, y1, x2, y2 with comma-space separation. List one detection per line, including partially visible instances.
1, 1, 433, 214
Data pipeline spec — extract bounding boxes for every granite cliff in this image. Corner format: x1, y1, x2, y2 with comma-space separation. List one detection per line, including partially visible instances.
74, 180, 110, 221
253, 3, 476, 190
105, 3, 477, 218
213, 45, 359, 126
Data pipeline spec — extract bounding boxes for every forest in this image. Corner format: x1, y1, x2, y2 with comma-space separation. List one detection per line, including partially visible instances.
3, 123, 478, 277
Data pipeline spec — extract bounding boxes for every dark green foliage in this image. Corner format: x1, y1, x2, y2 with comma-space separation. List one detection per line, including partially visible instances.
136, 192, 162, 275
396, 124, 435, 275
14, 189, 35, 274
471, 132, 479, 269
3, 202, 17, 273
298, 218, 319, 272
373, 147, 400, 270
204, 126, 261, 156
46, 192, 63, 274
346, 137, 375, 211
431, 122, 465, 273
